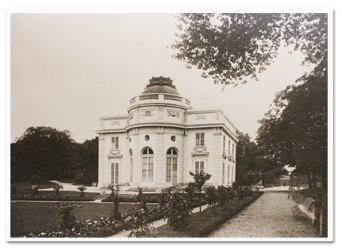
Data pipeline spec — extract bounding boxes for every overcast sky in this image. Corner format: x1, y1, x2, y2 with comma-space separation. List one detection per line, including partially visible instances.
10, 13, 314, 143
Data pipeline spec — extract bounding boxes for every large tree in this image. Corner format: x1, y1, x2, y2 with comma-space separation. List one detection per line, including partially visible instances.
235, 132, 260, 186
11, 126, 99, 184
235, 131, 286, 186
11, 126, 78, 182
256, 74, 327, 188
76, 137, 99, 184
171, 13, 327, 86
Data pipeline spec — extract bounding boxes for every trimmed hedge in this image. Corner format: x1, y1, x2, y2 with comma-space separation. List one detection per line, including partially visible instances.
102, 193, 205, 203
11, 190, 99, 201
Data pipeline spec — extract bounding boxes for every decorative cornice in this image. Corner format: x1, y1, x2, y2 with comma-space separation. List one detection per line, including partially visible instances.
191, 151, 209, 158
96, 122, 238, 141
96, 129, 127, 134
99, 115, 128, 121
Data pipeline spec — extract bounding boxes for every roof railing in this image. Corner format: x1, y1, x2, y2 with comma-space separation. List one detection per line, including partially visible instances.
139, 94, 159, 100
164, 94, 182, 101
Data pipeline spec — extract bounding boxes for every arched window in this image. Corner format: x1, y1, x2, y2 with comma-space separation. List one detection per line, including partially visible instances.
166, 148, 178, 183
129, 149, 133, 182
142, 147, 153, 182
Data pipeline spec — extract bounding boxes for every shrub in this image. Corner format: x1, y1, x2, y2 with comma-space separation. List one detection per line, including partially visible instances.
56, 201, 80, 231
32, 185, 39, 197
216, 186, 230, 207
184, 182, 196, 203
158, 189, 168, 208
126, 202, 154, 237
189, 171, 211, 212
163, 190, 192, 231
205, 186, 217, 208
54, 185, 63, 196
77, 185, 87, 197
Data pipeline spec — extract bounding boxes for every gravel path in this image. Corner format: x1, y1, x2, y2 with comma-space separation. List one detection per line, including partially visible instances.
208, 192, 318, 238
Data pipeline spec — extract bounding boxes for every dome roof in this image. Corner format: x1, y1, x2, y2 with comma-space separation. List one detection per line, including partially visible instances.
141, 76, 180, 96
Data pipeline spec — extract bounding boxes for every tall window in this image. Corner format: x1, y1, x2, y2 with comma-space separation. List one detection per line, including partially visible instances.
196, 133, 205, 146
166, 148, 178, 183
222, 162, 225, 185
223, 135, 226, 149
195, 161, 205, 174
232, 143, 235, 156
129, 149, 133, 182
142, 147, 153, 182
111, 163, 119, 184
228, 140, 231, 153
111, 137, 119, 149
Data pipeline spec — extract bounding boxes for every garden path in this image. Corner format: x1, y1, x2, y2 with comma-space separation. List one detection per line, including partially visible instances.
208, 192, 318, 238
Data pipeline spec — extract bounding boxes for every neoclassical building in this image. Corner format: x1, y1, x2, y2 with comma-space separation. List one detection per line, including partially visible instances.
97, 77, 238, 190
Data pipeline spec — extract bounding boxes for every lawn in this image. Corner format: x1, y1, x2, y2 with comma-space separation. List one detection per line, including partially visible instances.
11, 201, 154, 237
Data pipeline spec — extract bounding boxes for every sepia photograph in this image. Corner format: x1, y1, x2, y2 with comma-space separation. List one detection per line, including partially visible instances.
7, 8, 333, 242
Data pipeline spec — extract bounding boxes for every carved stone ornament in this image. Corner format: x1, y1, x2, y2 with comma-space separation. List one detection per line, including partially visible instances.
129, 112, 134, 120
108, 150, 122, 159
111, 121, 120, 125
167, 110, 179, 118
194, 146, 207, 152
143, 110, 153, 117
196, 115, 206, 120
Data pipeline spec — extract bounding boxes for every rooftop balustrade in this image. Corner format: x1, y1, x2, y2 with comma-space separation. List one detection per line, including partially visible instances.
128, 93, 191, 108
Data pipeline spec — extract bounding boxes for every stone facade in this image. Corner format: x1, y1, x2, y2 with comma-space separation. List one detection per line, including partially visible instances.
96, 77, 238, 190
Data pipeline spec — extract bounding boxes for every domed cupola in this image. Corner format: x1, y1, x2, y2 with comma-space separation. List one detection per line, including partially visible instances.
141, 76, 181, 96
128, 76, 191, 113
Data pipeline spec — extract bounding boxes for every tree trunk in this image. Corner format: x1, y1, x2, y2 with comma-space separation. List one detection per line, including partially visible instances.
307, 173, 312, 189
312, 173, 317, 188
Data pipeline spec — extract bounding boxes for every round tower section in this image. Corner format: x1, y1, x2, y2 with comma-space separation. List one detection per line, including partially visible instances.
127, 76, 191, 130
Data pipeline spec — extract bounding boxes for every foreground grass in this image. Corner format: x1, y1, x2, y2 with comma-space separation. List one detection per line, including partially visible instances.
147, 193, 263, 238
11, 201, 154, 237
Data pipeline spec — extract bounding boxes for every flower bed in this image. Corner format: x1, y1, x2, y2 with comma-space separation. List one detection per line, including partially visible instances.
22, 204, 161, 238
